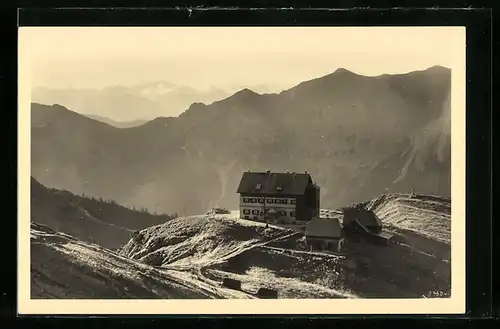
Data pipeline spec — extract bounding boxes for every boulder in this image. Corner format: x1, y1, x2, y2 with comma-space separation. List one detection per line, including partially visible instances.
256, 287, 278, 299
222, 278, 242, 290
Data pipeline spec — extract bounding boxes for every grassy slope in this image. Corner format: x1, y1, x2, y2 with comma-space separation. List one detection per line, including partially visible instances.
31, 222, 251, 299
119, 193, 451, 298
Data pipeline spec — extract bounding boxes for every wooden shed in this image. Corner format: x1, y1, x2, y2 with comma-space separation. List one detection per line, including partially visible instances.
342, 207, 383, 234
342, 207, 394, 246
305, 217, 344, 252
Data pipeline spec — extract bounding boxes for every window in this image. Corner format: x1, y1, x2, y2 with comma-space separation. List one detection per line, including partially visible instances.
258, 198, 264, 204
291, 211, 295, 217
243, 198, 248, 203
243, 209, 250, 215
291, 199, 296, 205
283, 199, 288, 204
267, 199, 274, 204
252, 209, 259, 215
280, 211, 286, 216
260, 211, 264, 216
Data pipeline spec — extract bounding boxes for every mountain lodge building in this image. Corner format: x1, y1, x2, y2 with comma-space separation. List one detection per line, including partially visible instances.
236, 170, 320, 224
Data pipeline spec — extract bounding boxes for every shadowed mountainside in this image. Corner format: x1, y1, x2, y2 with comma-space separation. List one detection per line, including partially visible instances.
31, 66, 451, 216
31, 177, 176, 250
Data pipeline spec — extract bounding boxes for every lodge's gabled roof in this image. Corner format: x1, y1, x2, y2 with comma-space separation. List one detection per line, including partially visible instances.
236, 171, 314, 196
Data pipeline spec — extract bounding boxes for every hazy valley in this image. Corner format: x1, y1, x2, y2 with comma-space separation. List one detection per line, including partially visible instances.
31, 82, 286, 122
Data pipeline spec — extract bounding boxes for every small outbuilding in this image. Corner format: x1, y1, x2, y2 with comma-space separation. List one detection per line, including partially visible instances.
368, 231, 395, 246
305, 217, 344, 252
341, 207, 394, 246
342, 207, 382, 234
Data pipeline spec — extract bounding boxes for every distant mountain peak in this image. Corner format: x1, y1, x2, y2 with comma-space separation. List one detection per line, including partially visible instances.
427, 65, 450, 71
333, 68, 354, 75
187, 102, 207, 110
50, 103, 67, 109
31, 102, 72, 113
235, 88, 259, 96
217, 88, 261, 105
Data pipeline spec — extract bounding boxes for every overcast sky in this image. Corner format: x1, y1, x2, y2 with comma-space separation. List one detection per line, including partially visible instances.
20, 27, 464, 91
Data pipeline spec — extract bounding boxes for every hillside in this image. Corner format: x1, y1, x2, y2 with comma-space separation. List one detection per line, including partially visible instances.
31, 222, 249, 299
30, 66, 451, 216
366, 193, 451, 245
31, 177, 176, 250
118, 193, 451, 298
30, 192, 451, 299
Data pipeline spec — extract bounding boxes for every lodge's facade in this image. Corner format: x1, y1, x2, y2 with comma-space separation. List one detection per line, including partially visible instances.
236, 170, 320, 224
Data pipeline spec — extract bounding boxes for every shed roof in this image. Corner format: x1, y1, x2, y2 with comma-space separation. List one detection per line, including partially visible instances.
236, 171, 314, 196
343, 208, 382, 228
305, 217, 342, 239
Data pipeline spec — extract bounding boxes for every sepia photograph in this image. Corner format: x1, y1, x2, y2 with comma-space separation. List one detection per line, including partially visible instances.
18, 26, 466, 314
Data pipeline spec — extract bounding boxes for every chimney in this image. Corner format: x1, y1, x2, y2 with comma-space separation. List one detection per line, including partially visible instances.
266, 170, 271, 175
286, 170, 290, 174
305, 170, 308, 174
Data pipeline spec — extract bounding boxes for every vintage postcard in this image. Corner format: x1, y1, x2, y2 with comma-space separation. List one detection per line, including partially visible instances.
18, 26, 466, 314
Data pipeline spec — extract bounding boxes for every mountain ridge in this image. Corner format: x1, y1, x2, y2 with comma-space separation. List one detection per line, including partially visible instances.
30, 65, 451, 216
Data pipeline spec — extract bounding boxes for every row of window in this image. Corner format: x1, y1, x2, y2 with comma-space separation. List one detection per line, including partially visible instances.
242, 209, 296, 217
242, 197, 296, 205
242, 216, 302, 225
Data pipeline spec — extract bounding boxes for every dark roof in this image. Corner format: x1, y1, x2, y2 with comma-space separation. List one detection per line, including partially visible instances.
343, 208, 382, 228
306, 218, 342, 239
236, 171, 314, 196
